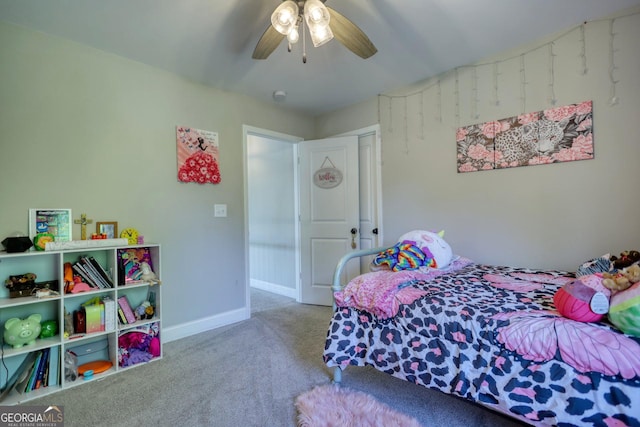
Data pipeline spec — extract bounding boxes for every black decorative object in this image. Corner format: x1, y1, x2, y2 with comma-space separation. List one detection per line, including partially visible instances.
2, 236, 33, 253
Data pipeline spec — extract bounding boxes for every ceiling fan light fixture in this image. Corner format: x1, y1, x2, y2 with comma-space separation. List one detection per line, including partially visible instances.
254, 0, 376, 61
287, 24, 300, 44
308, 23, 333, 47
304, 0, 330, 27
271, 1, 299, 36
304, 0, 333, 47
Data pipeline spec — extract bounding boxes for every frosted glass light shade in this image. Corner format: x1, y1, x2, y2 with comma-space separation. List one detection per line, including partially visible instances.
271, 1, 299, 35
304, 0, 333, 47
287, 25, 300, 44
308, 23, 333, 47
304, 0, 330, 27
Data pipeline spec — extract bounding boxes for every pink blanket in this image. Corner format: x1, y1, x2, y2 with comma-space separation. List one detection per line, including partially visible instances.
335, 257, 472, 319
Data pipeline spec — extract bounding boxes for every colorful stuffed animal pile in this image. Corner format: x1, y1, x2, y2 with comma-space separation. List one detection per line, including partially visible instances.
554, 250, 640, 337
603, 262, 640, 337
602, 263, 640, 292
611, 250, 640, 269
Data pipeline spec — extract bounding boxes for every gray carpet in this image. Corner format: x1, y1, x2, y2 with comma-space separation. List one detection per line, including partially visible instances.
28, 289, 526, 426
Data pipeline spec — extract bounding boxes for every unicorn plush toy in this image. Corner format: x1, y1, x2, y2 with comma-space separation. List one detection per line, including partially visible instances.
397, 230, 453, 269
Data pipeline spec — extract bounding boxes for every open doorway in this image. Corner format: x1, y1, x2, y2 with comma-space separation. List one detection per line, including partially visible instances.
243, 125, 382, 310
244, 127, 301, 308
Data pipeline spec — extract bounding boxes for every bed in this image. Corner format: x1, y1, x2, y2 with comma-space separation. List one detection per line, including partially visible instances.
323, 240, 640, 426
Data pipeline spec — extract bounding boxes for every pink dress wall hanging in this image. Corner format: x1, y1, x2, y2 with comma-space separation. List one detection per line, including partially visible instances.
176, 126, 221, 184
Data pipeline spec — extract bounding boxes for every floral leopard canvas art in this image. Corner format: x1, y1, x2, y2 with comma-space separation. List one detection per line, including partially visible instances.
456, 101, 593, 172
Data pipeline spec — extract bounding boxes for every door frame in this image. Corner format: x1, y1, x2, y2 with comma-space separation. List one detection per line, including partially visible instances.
242, 125, 302, 310
242, 124, 382, 308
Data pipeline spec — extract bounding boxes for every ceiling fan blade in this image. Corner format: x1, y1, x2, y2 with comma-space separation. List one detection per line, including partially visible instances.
252, 25, 285, 60
327, 6, 377, 59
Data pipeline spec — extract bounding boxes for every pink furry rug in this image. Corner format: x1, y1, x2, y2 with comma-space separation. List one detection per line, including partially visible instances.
295, 384, 423, 427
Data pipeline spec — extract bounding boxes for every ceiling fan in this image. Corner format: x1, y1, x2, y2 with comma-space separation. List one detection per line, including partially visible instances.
252, 0, 377, 63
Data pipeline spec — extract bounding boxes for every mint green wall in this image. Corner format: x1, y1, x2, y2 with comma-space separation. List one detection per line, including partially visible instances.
316, 10, 640, 271
0, 22, 314, 335
3, 8, 640, 339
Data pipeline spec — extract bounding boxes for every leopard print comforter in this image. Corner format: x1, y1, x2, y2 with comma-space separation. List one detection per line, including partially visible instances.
323, 264, 640, 426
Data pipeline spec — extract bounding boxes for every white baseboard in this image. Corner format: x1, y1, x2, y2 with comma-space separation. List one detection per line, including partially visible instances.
162, 281, 297, 344
250, 279, 298, 299
162, 306, 250, 343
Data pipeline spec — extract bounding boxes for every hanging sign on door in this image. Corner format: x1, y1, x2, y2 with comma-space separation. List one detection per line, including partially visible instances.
313, 157, 343, 189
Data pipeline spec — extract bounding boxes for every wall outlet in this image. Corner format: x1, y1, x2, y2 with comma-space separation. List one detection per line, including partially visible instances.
214, 204, 227, 217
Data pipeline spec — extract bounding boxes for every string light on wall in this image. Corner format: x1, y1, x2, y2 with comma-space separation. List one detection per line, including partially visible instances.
387, 96, 393, 133
436, 79, 442, 123
492, 63, 500, 106
418, 92, 425, 140
375, 11, 637, 146
579, 23, 588, 75
608, 18, 619, 106
403, 97, 409, 154
548, 42, 557, 105
454, 68, 460, 127
519, 54, 527, 114
376, 95, 383, 132
378, 74, 445, 135
471, 67, 480, 119
377, 79, 439, 153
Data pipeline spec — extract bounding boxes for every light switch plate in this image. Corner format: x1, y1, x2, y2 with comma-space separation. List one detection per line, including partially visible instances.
214, 204, 227, 217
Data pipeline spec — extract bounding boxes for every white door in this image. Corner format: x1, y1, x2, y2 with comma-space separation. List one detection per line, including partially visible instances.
356, 130, 382, 272
333, 125, 383, 274
299, 136, 360, 305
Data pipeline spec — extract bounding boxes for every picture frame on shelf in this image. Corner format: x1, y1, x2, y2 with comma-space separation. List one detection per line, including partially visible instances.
96, 221, 118, 239
28, 208, 72, 242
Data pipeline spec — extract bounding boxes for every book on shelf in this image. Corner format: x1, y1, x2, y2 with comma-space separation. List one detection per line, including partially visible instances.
82, 256, 111, 288
117, 296, 136, 324
117, 247, 152, 284
14, 357, 37, 395
103, 297, 116, 331
88, 256, 114, 287
47, 346, 60, 387
0, 352, 36, 401
42, 358, 49, 388
72, 263, 97, 289
117, 306, 127, 325
24, 351, 43, 393
79, 257, 104, 288
34, 348, 50, 390
80, 256, 111, 288
71, 256, 113, 289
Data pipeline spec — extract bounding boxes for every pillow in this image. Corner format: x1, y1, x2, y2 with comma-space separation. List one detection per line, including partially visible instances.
396, 230, 453, 269
553, 274, 610, 323
608, 282, 640, 337
576, 254, 612, 277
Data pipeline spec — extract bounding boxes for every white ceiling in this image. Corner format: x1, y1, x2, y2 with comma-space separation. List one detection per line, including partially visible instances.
2, 0, 639, 116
